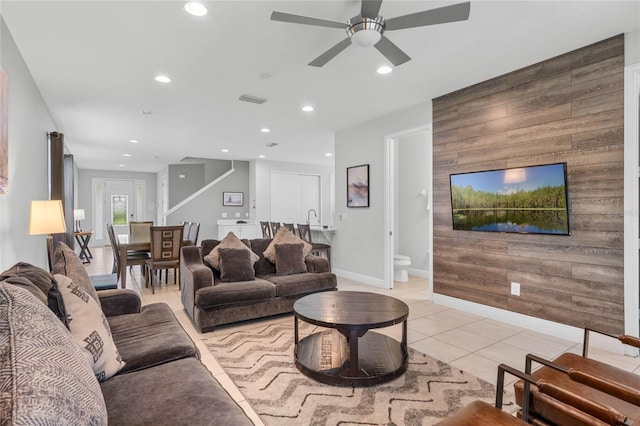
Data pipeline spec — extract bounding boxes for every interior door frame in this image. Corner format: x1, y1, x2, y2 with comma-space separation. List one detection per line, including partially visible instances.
623, 62, 640, 354
384, 124, 433, 292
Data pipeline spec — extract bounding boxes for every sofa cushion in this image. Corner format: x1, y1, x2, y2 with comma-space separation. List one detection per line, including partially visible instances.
250, 238, 277, 276
55, 274, 125, 381
218, 247, 256, 282
100, 357, 252, 426
107, 302, 199, 374
0, 261, 53, 301
195, 278, 275, 309
263, 227, 312, 263
0, 282, 107, 425
275, 243, 307, 276
53, 242, 101, 306
204, 232, 258, 270
264, 272, 337, 298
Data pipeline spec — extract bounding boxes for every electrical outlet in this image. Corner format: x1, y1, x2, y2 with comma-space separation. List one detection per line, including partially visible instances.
511, 282, 521, 296
235, 212, 240, 218
222, 212, 227, 218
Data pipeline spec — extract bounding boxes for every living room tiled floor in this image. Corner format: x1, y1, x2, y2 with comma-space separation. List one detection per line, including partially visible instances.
87, 246, 640, 425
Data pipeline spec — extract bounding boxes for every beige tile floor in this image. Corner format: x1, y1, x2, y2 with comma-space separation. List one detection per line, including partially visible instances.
87, 246, 640, 424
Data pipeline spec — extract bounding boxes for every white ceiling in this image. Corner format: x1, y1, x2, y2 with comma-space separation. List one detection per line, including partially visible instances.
2, 1, 638, 172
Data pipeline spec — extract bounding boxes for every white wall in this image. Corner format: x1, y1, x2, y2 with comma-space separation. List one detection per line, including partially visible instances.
0, 18, 57, 270
253, 160, 334, 227
626, 30, 640, 65
396, 132, 430, 273
334, 102, 432, 281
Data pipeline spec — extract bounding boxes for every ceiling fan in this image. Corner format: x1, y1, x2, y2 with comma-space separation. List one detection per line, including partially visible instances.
270, 0, 470, 67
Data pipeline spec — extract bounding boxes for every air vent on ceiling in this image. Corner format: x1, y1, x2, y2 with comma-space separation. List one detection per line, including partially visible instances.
266, 142, 279, 147
239, 94, 267, 104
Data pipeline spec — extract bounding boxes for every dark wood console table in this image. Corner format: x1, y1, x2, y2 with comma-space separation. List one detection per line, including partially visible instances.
293, 291, 409, 386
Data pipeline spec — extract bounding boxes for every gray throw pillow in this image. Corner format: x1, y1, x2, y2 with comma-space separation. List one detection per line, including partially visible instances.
275, 243, 307, 276
218, 248, 256, 282
0, 282, 107, 425
53, 242, 101, 306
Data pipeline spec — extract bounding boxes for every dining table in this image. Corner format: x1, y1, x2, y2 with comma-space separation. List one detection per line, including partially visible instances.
118, 233, 150, 289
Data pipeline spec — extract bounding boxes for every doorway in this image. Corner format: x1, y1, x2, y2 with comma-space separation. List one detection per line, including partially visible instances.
91, 178, 145, 245
384, 125, 432, 292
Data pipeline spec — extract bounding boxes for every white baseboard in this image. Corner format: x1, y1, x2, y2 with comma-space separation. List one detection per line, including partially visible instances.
333, 268, 386, 289
432, 294, 627, 355
407, 268, 429, 279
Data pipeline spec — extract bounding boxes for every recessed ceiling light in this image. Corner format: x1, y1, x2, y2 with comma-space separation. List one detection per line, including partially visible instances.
325, 153, 333, 157
123, 154, 131, 157
302, 105, 314, 112
184, 2, 207, 16
129, 139, 139, 143
154, 75, 171, 83
259, 155, 266, 158
260, 128, 270, 133
377, 65, 392, 75
118, 164, 125, 167
221, 149, 229, 153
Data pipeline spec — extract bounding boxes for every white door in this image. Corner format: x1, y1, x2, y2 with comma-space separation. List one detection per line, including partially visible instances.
270, 172, 320, 225
105, 180, 135, 241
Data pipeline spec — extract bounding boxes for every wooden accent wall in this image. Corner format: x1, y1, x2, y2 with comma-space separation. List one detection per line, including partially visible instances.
432, 35, 625, 333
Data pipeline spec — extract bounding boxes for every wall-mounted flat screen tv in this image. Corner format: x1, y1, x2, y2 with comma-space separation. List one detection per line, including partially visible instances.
449, 163, 570, 235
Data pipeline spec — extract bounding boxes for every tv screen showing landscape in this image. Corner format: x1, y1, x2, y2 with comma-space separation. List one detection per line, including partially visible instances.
449, 163, 569, 235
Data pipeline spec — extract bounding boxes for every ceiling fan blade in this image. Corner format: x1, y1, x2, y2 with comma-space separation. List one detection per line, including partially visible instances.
361, 0, 383, 18
385, 1, 470, 31
270, 11, 346, 29
374, 36, 411, 66
309, 38, 352, 67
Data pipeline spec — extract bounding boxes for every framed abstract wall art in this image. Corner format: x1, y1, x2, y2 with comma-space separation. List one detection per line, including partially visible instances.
347, 164, 369, 207
0, 69, 8, 194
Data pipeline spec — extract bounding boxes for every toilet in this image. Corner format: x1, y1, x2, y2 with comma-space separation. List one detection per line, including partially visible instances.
394, 255, 411, 282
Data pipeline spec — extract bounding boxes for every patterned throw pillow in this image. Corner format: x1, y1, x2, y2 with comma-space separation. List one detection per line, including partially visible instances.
263, 227, 313, 264
0, 282, 107, 425
53, 242, 101, 306
204, 232, 259, 270
54, 274, 125, 381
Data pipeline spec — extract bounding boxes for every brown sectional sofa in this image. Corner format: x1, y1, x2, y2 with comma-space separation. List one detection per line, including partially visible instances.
181, 238, 337, 333
0, 262, 253, 425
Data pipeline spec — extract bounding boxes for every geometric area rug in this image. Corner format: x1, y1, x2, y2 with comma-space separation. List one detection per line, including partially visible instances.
206, 320, 515, 425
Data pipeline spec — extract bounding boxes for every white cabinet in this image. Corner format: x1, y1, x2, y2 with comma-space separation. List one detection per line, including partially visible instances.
217, 220, 257, 240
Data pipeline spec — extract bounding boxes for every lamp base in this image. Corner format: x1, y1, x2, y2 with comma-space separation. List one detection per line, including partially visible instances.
75, 221, 82, 233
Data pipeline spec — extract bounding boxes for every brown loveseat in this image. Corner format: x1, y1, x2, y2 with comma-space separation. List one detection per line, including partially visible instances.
181, 238, 337, 333
0, 262, 253, 425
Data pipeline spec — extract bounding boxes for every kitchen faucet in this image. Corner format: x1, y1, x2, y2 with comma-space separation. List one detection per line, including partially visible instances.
307, 209, 318, 225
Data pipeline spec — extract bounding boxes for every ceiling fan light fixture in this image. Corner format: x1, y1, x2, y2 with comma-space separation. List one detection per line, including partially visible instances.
347, 16, 384, 47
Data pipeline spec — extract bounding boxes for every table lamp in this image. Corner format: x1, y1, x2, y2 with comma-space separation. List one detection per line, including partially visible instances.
73, 208, 85, 232
29, 200, 66, 271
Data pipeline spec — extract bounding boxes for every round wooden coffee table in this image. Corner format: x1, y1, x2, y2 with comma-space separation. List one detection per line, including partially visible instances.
293, 291, 409, 386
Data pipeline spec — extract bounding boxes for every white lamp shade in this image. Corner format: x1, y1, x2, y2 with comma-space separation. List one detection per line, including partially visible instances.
29, 200, 67, 235
73, 209, 85, 221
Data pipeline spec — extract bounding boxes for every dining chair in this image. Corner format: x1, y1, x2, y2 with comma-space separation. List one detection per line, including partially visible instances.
145, 225, 183, 294
270, 222, 281, 236
297, 223, 331, 270
182, 222, 192, 244
260, 221, 272, 238
283, 223, 296, 235
107, 223, 149, 276
187, 222, 200, 246
130, 221, 153, 243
